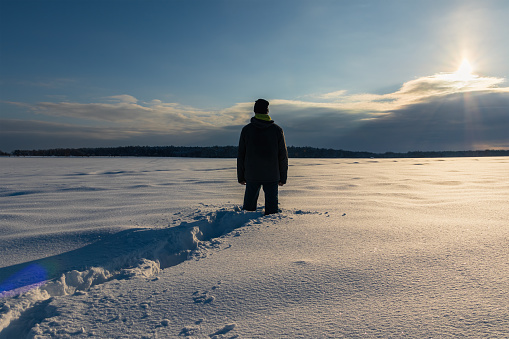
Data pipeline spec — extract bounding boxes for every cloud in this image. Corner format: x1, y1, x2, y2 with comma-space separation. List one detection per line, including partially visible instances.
105, 95, 138, 104
2, 69, 509, 152
294, 71, 508, 113
0, 119, 241, 152
303, 90, 348, 101
335, 91, 509, 152
391, 72, 507, 104
0, 119, 130, 151
268, 71, 509, 151
0, 97, 252, 151
20, 97, 243, 133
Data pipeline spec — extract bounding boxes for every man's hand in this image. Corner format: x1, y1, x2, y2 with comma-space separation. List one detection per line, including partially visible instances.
279, 182, 285, 186
240, 181, 246, 185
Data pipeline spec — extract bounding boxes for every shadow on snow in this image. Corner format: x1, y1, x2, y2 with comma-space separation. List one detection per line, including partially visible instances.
0, 206, 262, 298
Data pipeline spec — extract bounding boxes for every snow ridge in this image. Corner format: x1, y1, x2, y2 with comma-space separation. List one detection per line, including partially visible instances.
0, 206, 267, 335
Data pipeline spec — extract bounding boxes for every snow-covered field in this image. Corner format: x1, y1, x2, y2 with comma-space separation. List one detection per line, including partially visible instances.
1, 156, 508, 338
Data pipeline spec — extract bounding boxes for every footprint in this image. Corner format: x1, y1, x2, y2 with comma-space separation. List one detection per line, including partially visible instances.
209, 323, 236, 338
192, 292, 215, 304
192, 282, 221, 304
178, 318, 205, 337
179, 325, 199, 336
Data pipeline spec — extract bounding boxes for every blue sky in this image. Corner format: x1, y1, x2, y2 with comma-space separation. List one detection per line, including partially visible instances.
1, 0, 509, 152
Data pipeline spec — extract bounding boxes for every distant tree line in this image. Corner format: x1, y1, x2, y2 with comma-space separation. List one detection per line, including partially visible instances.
8, 146, 509, 158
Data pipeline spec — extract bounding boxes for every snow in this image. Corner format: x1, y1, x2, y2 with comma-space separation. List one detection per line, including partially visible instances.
1, 156, 508, 338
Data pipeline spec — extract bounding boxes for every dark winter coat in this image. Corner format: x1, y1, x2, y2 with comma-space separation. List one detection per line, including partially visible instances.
237, 117, 288, 184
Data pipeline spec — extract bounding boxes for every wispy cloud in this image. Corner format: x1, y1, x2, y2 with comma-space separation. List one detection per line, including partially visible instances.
288, 71, 507, 114
104, 95, 138, 104
2, 70, 509, 152
21, 97, 245, 133
269, 71, 509, 151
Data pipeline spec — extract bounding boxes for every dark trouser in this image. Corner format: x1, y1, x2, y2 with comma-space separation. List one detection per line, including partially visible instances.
243, 181, 279, 215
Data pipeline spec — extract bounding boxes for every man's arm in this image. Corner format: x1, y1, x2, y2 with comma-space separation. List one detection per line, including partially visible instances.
278, 129, 288, 185
237, 128, 247, 184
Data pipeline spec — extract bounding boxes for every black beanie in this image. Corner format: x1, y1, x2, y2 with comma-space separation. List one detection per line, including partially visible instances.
254, 99, 269, 114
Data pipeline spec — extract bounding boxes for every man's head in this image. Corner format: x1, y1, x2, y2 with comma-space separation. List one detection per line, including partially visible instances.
254, 99, 269, 114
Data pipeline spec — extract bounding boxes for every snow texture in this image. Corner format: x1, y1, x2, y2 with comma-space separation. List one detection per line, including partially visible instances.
1, 157, 508, 338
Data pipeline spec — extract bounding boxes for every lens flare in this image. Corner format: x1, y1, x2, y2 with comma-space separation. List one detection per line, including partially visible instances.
0, 264, 48, 298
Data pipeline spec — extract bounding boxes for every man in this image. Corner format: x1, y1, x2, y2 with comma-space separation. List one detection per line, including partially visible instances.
237, 99, 288, 215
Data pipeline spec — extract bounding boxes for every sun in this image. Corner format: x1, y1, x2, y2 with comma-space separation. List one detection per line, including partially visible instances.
454, 59, 474, 80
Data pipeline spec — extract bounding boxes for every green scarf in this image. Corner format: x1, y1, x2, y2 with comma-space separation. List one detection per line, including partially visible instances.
254, 113, 273, 122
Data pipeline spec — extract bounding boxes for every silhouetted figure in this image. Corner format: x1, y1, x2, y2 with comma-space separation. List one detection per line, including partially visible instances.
237, 99, 288, 215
